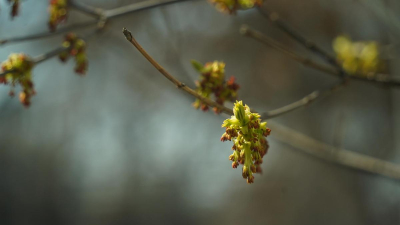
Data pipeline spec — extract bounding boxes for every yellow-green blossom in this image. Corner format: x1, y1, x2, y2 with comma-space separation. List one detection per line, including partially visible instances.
221, 101, 270, 183
333, 35, 382, 75
1, 53, 35, 107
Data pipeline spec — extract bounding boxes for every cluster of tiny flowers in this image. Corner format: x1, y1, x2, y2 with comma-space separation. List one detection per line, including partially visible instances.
221, 101, 271, 184
0, 54, 35, 107
48, 0, 68, 32
209, 0, 263, 14
7, 0, 20, 19
333, 35, 383, 75
59, 33, 88, 75
192, 60, 239, 114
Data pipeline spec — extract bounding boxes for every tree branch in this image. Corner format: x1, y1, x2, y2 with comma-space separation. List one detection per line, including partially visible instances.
269, 121, 400, 180
0, 21, 98, 46
0, 0, 191, 46
262, 81, 344, 119
122, 28, 345, 120
69, 1, 105, 19
257, 7, 345, 76
105, 0, 192, 19
240, 25, 339, 77
241, 25, 400, 87
0, 31, 98, 77
122, 28, 233, 115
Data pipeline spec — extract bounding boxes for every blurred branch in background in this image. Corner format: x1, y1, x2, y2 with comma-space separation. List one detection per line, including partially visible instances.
0, 31, 99, 78
69, 0, 105, 19
0, 0, 192, 46
241, 25, 400, 87
270, 122, 400, 180
257, 7, 346, 76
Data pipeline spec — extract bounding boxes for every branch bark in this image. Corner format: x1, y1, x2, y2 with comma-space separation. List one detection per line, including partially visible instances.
122, 28, 233, 115
257, 7, 345, 76
262, 81, 344, 119
69, 1, 105, 19
122, 28, 344, 120
241, 25, 400, 87
0, 0, 191, 46
0, 31, 98, 77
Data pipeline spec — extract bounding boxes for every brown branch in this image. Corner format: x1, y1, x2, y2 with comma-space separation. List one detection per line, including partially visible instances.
0, 46, 69, 77
0, 21, 98, 46
105, 0, 192, 19
262, 81, 344, 119
240, 25, 339, 77
257, 7, 345, 76
0, 0, 191, 46
241, 25, 400, 87
269, 121, 400, 180
69, 1, 105, 19
122, 28, 233, 115
0, 31, 98, 77
122, 28, 345, 120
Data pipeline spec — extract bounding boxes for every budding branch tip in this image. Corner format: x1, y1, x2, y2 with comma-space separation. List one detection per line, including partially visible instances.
122, 28, 133, 41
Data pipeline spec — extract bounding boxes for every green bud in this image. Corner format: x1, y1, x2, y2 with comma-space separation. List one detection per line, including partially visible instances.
191, 60, 204, 73
233, 101, 247, 124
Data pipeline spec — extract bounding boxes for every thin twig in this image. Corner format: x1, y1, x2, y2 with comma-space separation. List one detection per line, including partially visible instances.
257, 7, 345, 76
241, 25, 400, 87
122, 28, 233, 115
105, 0, 191, 19
69, 1, 105, 19
269, 121, 400, 180
0, 21, 97, 46
0, 0, 191, 46
241, 25, 339, 77
0, 31, 98, 77
122, 28, 344, 120
262, 81, 344, 119
0, 47, 68, 77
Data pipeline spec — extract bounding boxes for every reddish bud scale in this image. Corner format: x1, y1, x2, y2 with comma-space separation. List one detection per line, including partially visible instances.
48, 0, 68, 32
11, 1, 19, 18
232, 162, 239, 168
192, 61, 240, 114
59, 33, 88, 75
256, 165, 262, 174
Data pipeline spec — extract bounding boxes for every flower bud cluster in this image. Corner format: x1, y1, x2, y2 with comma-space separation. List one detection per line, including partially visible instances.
333, 35, 384, 75
48, 0, 68, 32
192, 60, 239, 114
221, 101, 270, 183
7, 0, 20, 19
209, 0, 263, 14
59, 33, 88, 75
0, 54, 35, 107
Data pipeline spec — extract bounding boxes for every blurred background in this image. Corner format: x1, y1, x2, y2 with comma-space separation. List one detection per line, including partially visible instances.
0, 0, 399, 224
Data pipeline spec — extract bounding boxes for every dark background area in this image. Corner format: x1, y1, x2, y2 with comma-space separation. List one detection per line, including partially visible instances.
0, 0, 399, 224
